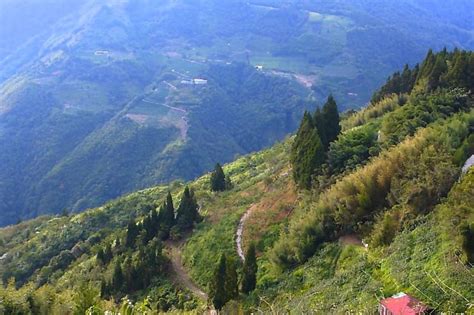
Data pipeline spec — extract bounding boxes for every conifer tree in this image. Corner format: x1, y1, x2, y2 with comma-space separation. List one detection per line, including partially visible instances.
125, 221, 139, 248
321, 94, 341, 148
210, 254, 227, 310
176, 187, 200, 230
313, 107, 327, 148
96, 248, 106, 265
100, 278, 109, 298
428, 54, 448, 90
159, 192, 175, 237
291, 111, 326, 189
104, 243, 113, 264
112, 260, 124, 292
225, 257, 239, 300
241, 242, 257, 294
210, 163, 227, 192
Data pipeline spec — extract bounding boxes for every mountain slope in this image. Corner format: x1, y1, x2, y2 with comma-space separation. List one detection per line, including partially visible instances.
1, 0, 474, 226
0, 49, 472, 314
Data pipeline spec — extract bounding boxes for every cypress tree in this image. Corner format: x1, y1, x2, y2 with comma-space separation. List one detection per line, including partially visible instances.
112, 260, 124, 292
176, 186, 200, 230
210, 254, 228, 310
100, 279, 109, 298
160, 192, 175, 236
125, 221, 139, 248
241, 242, 257, 294
291, 111, 326, 189
428, 54, 448, 90
96, 248, 106, 265
418, 48, 436, 80
321, 94, 341, 148
313, 107, 327, 148
104, 243, 113, 264
225, 257, 239, 300
210, 163, 227, 192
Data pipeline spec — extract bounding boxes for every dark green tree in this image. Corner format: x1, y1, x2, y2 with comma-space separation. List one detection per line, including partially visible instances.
461, 224, 474, 265
100, 279, 109, 298
125, 221, 139, 248
176, 187, 200, 230
104, 243, 113, 264
225, 257, 238, 300
320, 94, 341, 148
159, 192, 175, 237
112, 260, 124, 292
96, 248, 106, 265
210, 254, 228, 310
313, 107, 327, 148
291, 111, 326, 189
210, 163, 227, 192
241, 242, 257, 294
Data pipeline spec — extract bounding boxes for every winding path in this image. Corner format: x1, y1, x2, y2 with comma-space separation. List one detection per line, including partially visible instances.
165, 240, 208, 301
236, 206, 255, 261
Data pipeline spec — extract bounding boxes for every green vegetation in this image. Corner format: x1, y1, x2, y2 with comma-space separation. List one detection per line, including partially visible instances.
291, 111, 325, 189
0, 49, 472, 314
241, 243, 258, 294
209, 254, 239, 310
291, 95, 341, 188
210, 163, 231, 192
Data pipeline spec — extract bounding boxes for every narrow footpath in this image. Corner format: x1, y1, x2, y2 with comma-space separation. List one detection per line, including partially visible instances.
236, 205, 255, 261
165, 240, 208, 301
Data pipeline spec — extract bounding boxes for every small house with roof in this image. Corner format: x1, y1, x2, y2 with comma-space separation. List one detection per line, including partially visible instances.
379, 292, 430, 315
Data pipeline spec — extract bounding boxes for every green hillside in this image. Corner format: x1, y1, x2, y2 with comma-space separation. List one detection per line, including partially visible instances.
1, 0, 474, 226
0, 49, 472, 314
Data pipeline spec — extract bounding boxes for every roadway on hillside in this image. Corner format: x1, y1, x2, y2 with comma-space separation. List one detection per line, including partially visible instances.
165, 239, 208, 301
236, 205, 257, 261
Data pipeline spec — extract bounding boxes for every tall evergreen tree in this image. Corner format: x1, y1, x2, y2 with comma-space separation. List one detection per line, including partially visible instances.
112, 260, 124, 292
96, 248, 106, 265
313, 107, 327, 148
210, 254, 228, 310
176, 186, 200, 230
125, 221, 139, 248
241, 242, 257, 294
321, 94, 341, 148
104, 243, 113, 264
159, 192, 175, 236
210, 163, 227, 192
291, 111, 326, 189
225, 257, 239, 300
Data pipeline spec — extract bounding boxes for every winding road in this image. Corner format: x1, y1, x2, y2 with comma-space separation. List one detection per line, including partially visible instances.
236, 206, 255, 261
165, 240, 208, 301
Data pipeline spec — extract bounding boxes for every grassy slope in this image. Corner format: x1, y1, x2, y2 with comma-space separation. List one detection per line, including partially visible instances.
250, 169, 474, 313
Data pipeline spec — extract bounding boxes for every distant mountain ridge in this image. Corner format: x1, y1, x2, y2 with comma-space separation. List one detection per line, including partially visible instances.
1, 0, 474, 226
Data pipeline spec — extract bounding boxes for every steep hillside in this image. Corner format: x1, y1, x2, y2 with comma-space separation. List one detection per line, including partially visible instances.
0, 49, 472, 314
2, 0, 474, 226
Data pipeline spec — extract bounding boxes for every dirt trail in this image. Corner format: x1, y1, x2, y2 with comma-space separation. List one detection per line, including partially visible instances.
142, 99, 187, 113
338, 234, 368, 250
236, 205, 256, 261
142, 98, 189, 139
165, 240, 208, 301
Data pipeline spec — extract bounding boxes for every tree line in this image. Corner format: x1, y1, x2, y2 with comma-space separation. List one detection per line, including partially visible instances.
291, 95, 341, 189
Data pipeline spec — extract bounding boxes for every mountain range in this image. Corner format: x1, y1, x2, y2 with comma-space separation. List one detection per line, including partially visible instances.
1, 0, 473, 226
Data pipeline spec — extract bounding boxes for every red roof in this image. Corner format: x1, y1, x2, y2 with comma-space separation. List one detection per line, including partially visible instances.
380, 293, 428, 315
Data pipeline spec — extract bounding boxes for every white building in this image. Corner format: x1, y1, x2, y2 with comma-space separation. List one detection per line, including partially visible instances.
193, 78, 208, 85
